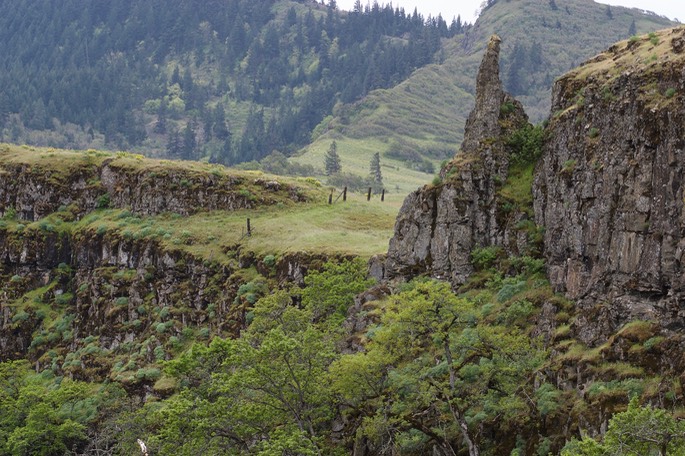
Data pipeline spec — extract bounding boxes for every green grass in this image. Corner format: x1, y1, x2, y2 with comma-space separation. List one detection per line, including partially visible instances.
291, 136, 439, 197
80, 193, 397, 259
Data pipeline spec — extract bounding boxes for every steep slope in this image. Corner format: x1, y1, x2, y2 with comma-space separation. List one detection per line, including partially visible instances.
378, 26, 685, 451
295, 0, 676, 183
534, 26, 685, 345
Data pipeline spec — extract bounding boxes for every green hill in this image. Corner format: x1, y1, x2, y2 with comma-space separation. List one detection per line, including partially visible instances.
0, 0, 460, 166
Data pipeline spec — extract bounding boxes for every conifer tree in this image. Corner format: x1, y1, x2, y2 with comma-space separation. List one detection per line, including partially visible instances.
324, 140, 341, 175
370, 151, 382, 190
628, 18, 637, 36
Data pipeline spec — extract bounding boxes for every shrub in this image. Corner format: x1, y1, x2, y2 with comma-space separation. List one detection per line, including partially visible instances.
649, 32, 659, 45
500, 100, 516, 115
588, 127, 600, 138
507, 124, 544, 166
263, 254, 276, 268
96, 193, 111, 209
2, 207, 17, 220
561, 159, 577, 174
665, 88, 677, 98
471, 246, 503, 271
115, 297, 129, 307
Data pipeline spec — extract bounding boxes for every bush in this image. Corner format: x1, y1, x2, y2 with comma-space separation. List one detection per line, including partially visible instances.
96, 193, 111, 209
2, 207, 17, 220
263, 254, 276, 268
471, 246, 503, 271
507, 124, 544, 166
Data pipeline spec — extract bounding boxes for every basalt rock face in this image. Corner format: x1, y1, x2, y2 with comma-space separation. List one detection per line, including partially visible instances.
385, 36, 531, 286
534, 27, 685, 345
0, 151, 308, 221
0, 225, 335, 379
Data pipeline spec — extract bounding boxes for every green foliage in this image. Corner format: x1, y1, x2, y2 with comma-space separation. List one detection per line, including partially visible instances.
95, 193, 111, 209
665, 88, 677, 98
324, 141, 342, 176
262, 254, 276, 268
143, 289, 339, 454
302, 259, 374, 325
649, 32, 659, 46
562, 397, 685, 455
2, 207, 16, 220
507, 124, 545, 166
471, 246, 504, 271
562, 159, 577, 174
331, 279, 547, 455
0, 361, 126, 455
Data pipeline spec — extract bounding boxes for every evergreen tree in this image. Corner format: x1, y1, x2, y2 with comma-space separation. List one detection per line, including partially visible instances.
324, 140, 341, 175
165, 127, 182, 158
370, 151, 382, 190
181, 121, 196, 160
628, 18, 637, 36
606, 5, 613, 19
154, 98, 168, 134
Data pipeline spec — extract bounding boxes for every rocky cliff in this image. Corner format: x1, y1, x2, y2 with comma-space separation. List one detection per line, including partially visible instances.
387, 27, 685, 349
0, 146, 311, 221
534, 26, 685, 345
385, 35, 534, 286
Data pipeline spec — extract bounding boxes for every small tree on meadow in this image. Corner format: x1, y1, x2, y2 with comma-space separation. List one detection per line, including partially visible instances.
369, 152, 383, 192
324, 141, 341, 175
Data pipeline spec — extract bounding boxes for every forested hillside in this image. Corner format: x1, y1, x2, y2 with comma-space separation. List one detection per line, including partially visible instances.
0, 0, 462, 165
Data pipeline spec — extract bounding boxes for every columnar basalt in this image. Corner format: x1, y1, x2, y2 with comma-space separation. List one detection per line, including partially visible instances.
534, 27, 685, 344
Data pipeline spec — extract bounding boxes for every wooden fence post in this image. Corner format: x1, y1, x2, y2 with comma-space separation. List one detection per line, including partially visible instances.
343, 187, 347, 202
381, 189, 385, 201
246, 218, 251, 236
367, 187, 372, 201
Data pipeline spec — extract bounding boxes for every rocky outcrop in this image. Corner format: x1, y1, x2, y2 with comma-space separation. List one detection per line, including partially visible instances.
0, 224, 340, 379
534, 27, 685, 344
0, 148, 311, 221
385, 35, 530, 286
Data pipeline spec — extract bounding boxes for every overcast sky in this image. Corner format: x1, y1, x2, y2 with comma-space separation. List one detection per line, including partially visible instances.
334, 0, 685, 23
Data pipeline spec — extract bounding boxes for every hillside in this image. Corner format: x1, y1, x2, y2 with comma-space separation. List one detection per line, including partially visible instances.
0, 0, 459, 166
293, 0, 676, 187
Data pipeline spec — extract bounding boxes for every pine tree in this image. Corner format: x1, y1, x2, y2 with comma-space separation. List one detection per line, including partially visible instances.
324, 140, 341, 175
370, 151, 383, 191
606, 5, 613, 19
181, 121, 196, 160
628, 18, 637, 37
165, 128, 182, 158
